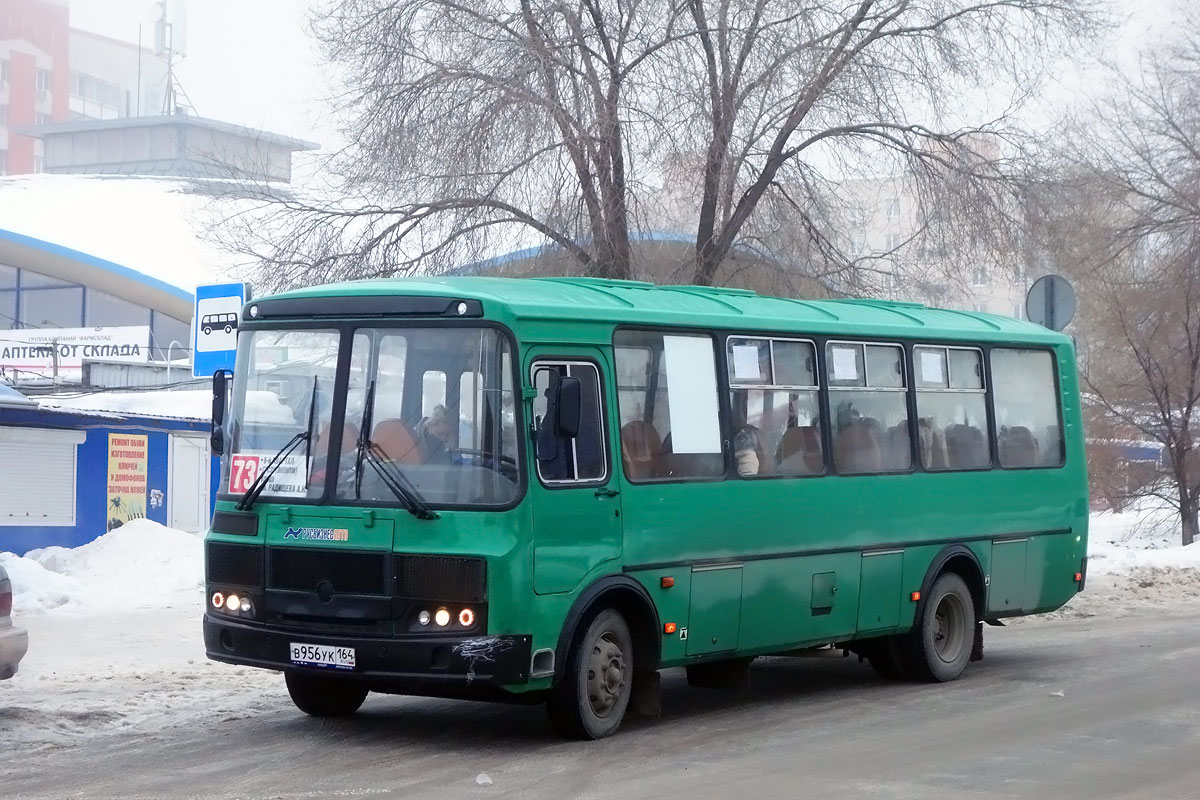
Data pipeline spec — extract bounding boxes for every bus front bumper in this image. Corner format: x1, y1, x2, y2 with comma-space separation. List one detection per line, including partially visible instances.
203, 615, 533, 688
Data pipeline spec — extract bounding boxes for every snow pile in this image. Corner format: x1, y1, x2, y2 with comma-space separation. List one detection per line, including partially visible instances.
43, 389, 295, 424
0, 519, 204, 615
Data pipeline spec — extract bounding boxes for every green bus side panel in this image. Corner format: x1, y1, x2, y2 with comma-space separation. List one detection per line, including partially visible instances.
1025, 530, 1084, 613
686, 566, 742, 656
857, 552, 903, 632
738, 554, 859, 651
988, 539, 1028, 614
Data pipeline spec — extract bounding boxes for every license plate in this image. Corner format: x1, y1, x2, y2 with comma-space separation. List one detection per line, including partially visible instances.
289, 642, 356, 670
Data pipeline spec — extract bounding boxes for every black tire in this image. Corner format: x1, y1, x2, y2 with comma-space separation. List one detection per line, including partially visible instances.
284, 671, 369, 717
224, 324, 233, 334
866, 637, 909, 681
546, 609, 633, 740
203, 326, 212, 335
901, 573, 975, 683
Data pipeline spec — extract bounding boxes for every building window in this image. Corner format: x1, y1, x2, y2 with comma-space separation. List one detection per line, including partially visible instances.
1013, 302, 1024, 320
0, 290, 16, 330
35, 68, 51, 94
849, 204, 866, 226
1, 60, 9, 84
0, 427, 85, 527
971, 267, 988, 286
86, 289, 151, 328
32, 156, 43, 173
34, 112, 51, 127
0, 149, 7, 177
886, 232, 903, 251
849, 231, 866, 256
972, 301, 988, 313
886, 197, 901, 220
0, 105, 7, 126
150, 313, 191, 361
20, 286, 83, 327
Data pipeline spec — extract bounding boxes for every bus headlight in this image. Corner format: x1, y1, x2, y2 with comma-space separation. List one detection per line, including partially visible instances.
434, 608, 451, 627
458, 608, 475, 627
225, 594, 241, 612
418, 610, 431, 626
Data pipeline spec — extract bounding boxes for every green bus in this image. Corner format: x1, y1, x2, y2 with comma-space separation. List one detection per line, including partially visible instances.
203, 276, 1088, 739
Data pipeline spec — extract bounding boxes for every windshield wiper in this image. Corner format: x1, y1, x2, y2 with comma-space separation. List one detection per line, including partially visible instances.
237, 375, 319, 511
354, 379, 437, 520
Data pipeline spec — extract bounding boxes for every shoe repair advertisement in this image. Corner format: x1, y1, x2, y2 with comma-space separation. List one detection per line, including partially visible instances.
107, 433, 149, 530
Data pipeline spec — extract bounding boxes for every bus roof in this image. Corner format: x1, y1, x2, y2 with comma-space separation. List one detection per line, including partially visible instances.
261, 276, 1067, 345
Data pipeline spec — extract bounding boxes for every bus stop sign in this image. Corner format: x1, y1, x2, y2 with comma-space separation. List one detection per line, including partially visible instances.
193, 282, 250, 378
1025, 274, 1076, 332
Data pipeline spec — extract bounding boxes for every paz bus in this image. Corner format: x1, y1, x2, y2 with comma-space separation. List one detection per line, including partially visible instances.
203, 276, 1087, 739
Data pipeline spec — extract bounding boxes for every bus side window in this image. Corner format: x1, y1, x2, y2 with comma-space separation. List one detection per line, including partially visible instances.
991, 348, 1064, 468
827, 342, 910, 475
614, 331, 723, 482
727, 336, 822, 477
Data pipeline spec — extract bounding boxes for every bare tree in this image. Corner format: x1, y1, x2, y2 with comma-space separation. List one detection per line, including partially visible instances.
232, 0, 1101, 293
1048, 21, 1200, 545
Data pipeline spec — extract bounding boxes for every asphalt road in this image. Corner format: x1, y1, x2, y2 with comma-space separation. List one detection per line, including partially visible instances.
6, 610, 1200, 800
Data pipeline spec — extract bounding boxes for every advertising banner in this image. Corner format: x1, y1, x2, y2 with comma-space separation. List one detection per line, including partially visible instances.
0, 326, 151, 384
107, 433, 149, 531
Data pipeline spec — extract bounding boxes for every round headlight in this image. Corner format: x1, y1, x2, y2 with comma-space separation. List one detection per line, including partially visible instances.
456, 302, 468, 316
249, 305, 259, 318
417, 610, 431, 626
239, 597, 252, 613
458, 608, 475, 627
434, 608, 451, 627
225, 594, 240, 611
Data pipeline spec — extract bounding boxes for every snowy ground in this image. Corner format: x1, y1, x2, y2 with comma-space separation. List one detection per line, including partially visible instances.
1, 503, 1197, 751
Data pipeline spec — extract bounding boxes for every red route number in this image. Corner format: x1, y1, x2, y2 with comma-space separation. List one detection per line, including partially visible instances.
229, 454, 261, 493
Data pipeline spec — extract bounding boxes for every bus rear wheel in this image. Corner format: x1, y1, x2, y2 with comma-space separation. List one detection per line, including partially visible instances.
546, 608, 633, 740
902, 572, 974, 683
284, 671, 369, 717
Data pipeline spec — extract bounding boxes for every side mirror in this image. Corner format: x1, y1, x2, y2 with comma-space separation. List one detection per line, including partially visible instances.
211, 369, 232, 456
555, 376, 582, 438
534, 371, 583, 462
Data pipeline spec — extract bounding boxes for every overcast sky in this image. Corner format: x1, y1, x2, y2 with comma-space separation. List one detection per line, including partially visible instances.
64, 0, 1175, 165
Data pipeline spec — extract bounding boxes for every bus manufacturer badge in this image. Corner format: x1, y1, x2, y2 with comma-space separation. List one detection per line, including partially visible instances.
284, 527, 350, 542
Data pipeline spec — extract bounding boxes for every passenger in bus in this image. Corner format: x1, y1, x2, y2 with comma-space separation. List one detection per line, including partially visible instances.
733, 425, 762, 476
620, 420, 662, 480
417, 405, 455, 463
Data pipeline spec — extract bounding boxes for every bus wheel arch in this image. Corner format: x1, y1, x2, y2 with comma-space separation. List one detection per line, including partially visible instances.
549, 575, 662, 736
918, 545, 986, 627
903, 545, 986, 682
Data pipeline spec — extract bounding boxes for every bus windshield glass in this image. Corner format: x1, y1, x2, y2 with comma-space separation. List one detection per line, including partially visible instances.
340, 326, 520, 508
224, 329, 340, 500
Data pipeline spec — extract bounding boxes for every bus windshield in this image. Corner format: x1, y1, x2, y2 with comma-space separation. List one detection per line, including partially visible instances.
341, 327, 520, 508
223, 325, 521, 508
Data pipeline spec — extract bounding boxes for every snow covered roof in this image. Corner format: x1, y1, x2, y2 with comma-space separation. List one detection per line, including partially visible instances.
0, 174, 259, 317
42, 389, 293, 424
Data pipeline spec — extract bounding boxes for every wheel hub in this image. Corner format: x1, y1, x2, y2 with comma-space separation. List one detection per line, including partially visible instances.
587, 633, 626, 717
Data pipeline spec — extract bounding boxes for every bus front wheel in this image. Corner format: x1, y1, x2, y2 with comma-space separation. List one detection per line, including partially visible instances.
903, 572, 975, 682
284, 671, 368, 717
546, 608, 633, 740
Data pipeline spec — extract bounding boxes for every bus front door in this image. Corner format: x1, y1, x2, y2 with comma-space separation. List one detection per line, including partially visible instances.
527, 351, 622, 595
